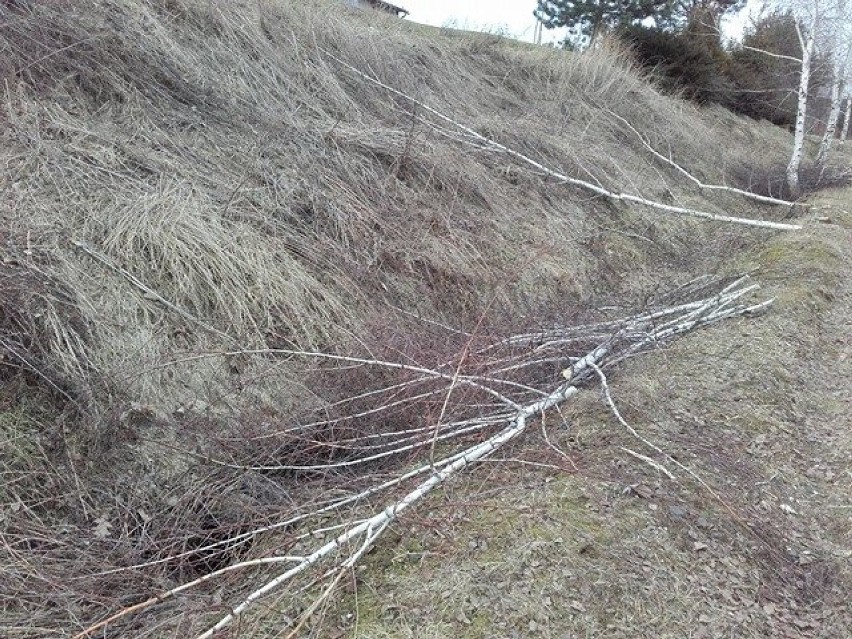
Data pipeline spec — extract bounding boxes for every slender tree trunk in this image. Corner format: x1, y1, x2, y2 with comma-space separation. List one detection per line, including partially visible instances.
787, 27, 815, 198
841, 92, 852, 143
815, 63, 844, 170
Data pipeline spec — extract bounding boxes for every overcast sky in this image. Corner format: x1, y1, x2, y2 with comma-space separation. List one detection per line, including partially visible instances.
399, 0, 765, 44
401, 0, 552, 43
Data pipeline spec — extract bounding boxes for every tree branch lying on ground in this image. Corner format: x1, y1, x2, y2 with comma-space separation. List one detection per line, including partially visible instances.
602, 108, 798, 207
72, 275, 774, 638
320, 49, 802, 231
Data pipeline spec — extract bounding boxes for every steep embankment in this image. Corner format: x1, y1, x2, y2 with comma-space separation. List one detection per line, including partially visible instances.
1, 1, 846, 638
1, 0, 795, 418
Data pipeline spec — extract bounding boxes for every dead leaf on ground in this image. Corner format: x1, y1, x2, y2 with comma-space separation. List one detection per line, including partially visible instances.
93, 516, 112, 539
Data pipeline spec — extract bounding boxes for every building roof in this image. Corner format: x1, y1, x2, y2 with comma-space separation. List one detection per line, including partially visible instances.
364, 0, 409, 18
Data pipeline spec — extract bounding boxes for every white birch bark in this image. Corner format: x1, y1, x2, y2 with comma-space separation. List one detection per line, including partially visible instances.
841, 92, 852, 142
815, 0, 851, 166
835, 10, 852, 144
787, 20, 815, 198
606, 109, 796, 206
815, 63, 844, 170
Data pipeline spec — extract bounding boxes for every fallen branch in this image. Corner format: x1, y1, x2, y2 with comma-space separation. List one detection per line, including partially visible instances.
320, 49, 801, 231
196, 375, 585, 639
74, 276, 773, 638
604, 109, 796, 207
193, 278, 773, 638
739, 44, 803, 64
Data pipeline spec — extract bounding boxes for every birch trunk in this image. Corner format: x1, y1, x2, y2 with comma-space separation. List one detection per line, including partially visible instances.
841, 93, 852, 143
787, 26, 815, 198
815, 62, 844, 170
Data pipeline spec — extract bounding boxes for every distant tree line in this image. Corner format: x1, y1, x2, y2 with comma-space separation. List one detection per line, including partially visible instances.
537, 0, 852, 195
535, 0, 745, 46
535, 1, 834, 132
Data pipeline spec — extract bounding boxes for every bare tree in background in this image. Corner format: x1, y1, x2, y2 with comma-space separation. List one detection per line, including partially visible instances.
784, 0, 851, 195
814, 0, 852, 169
786, 0, 819, 197
841, 91, 852, 142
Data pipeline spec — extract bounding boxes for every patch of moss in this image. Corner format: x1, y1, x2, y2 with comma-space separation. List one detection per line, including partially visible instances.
319, 473, 657, 638
758, 239, 841, 276
740, 234, 843, 316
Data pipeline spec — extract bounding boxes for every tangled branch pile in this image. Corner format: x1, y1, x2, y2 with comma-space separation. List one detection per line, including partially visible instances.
58, 275, 770, 638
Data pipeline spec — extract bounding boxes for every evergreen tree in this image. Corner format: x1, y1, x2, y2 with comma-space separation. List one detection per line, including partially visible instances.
662, 0, 747, 30
617, 24, 736, 105
728, 11, 804, 126
534, 0, 743, 44
534, 0, 672, 43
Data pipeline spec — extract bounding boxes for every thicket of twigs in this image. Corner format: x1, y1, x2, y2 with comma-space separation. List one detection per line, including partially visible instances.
0, 0, 818, 636
7, 272, 775, 639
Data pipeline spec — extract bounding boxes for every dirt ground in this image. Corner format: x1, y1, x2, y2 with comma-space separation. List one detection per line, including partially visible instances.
304, 188, 852, 639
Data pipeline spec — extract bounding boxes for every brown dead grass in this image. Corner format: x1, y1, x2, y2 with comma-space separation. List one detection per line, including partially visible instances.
1, 0, 796, 416
1, 0, 844, 637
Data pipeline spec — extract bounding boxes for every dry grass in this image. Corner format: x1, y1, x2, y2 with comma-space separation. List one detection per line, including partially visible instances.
1, 0, 797, 414
0, 0, 836, 636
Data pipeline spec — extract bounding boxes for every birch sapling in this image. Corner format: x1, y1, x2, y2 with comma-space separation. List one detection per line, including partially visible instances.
787, 10, 817, 197
841, 91, 852, 142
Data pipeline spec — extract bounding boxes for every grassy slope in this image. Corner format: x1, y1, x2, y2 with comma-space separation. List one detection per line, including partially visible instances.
2, 1, 848, 637
1, 0, 794, 416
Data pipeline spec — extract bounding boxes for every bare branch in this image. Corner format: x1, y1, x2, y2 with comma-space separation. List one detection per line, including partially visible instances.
604, 109, 797, 207
740, 44, 803, 63
320, 50, 802, 231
